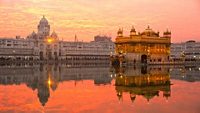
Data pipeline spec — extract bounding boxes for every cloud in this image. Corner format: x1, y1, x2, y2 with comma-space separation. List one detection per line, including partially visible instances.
0, 0, 200, 42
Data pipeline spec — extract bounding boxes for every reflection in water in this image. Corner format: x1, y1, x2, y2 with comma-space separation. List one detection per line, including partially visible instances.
170, 66, 200, 82
114, 66, 171, 102
0, 63, 112, 106
0, 63, 200, 109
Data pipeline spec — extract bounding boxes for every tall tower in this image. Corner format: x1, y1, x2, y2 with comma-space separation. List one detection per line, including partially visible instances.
38, 15, 50, 38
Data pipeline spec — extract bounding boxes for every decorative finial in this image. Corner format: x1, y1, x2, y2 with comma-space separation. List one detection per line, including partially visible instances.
147, 25, 150, 29
131, 25, 136, 31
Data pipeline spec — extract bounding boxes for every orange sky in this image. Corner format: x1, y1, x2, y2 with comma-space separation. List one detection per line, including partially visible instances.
0, 0, 200, 42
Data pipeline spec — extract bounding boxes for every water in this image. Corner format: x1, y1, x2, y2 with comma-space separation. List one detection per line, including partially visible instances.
0, 64, 200, 113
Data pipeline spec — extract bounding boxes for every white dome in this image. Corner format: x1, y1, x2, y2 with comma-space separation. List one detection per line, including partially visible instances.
27, 31, 38, 39
39, 15, 48, 24
31, 31, 37, 36
51, 31, 58, 38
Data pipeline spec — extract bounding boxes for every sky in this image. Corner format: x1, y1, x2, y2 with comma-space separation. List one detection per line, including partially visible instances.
0, 0, 200, 43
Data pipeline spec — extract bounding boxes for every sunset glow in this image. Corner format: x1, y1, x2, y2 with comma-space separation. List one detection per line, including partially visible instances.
0, 0, 200, 42
47, 38, 53, 43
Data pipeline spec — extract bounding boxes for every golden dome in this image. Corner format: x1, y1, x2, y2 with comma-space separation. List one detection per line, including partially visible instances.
130, 26, 136, 32
141, 25, 159, 37
163, 29, 171, 35
117, 28, 123, 34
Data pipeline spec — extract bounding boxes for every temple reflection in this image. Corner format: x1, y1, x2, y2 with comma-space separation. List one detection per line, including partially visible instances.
0, 63, 200, 106
114, 66, 171, 102
21, 64, 60, 106
0, 63, 112, 106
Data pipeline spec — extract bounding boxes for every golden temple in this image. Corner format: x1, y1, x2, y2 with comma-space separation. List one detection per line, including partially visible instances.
111, 25, 171, 66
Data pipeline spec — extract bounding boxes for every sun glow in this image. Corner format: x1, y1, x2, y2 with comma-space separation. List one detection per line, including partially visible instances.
48, 77, 52, 86
47, 38, 53, 43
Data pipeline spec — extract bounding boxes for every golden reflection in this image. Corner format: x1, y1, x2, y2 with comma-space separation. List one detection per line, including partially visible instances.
48, 76, 52, 87
36, 65, 61, 106
114, 66, 171, 102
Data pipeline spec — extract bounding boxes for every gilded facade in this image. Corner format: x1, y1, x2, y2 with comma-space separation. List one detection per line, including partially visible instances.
111, 26, 171, 65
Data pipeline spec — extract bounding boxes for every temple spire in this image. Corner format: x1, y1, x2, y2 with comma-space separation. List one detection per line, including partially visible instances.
74, 34, 78, 42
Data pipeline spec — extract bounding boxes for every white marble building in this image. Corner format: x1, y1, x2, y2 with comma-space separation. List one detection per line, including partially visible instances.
170, 43, 185, 61
0, 16, 114, 61
170, 40, 200, 62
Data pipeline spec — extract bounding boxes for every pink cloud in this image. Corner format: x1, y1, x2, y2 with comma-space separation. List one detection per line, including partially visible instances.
0, 0, 199, 42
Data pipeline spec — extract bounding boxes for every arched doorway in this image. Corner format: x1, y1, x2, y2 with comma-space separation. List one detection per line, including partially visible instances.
141, 54, 147, 64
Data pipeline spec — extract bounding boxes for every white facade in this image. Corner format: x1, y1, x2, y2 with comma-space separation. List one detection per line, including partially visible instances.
0, 16, 114, 61
170, 43, 185, 61
170, 40, 200, 62
0, 38, 36, 60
